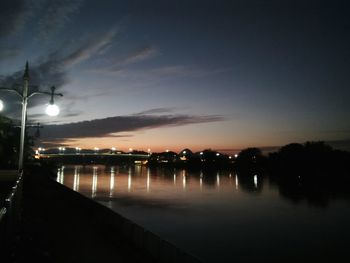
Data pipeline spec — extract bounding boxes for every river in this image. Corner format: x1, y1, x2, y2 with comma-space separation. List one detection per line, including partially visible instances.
57, 164, 350, 262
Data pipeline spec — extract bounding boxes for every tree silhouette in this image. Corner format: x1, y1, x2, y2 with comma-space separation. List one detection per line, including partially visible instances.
235, 147, 265, 174
0, 115, 19, 168
0, 115, 34, 168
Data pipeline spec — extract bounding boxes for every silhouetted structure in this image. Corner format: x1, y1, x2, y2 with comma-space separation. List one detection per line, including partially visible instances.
148, 149, 233, 169
234, 147, 266, 174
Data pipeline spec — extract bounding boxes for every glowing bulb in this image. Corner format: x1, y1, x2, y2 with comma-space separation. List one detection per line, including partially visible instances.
0, 100, 3, 111
46, 104, 59, 116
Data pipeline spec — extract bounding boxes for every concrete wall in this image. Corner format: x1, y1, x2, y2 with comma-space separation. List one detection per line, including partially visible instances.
45, 176, 202, 263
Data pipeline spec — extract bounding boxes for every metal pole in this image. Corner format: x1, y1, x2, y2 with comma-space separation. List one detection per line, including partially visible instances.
18, 63, 29, 172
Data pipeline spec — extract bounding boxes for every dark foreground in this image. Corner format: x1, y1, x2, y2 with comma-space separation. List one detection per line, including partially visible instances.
4, 166, 199, 262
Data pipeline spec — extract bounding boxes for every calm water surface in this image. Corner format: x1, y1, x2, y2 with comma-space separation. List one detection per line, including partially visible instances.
57, 165, 350, 262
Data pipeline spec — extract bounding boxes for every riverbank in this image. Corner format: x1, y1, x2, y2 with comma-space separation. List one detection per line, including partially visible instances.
8, 165, 200, 262
0, 170, 18, 204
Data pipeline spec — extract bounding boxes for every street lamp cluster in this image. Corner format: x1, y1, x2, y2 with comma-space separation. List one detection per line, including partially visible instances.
58, 147, 66, 154
75, 147, 82, 153
0, 62, 63, 171
37, 146, 150, 154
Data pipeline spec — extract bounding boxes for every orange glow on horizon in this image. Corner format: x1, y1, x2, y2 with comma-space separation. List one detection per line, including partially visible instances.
40, 136, 240, 154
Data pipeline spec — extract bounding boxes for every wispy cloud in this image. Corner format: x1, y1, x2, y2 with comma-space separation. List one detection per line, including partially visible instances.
149, 65, 233, 78
62, 27, 118, 68
118, 46, 158, 66
134, 107, 176, 115
36, 0, 84, 41
38, 112, 225, 141
0, 27, 118, 89
88, 46, 159, 75
0, 0, 34, 38
0, 0, 84, 41
89, 62, 233, 85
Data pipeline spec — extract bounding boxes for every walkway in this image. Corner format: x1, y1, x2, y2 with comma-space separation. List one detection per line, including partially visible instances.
12, 166, 155, 262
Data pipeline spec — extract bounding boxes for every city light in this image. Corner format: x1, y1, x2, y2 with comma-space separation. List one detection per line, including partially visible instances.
254, 175, 258, 188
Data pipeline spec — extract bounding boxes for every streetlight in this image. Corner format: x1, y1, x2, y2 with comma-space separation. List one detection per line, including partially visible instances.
0, 62, 63, 171
75, 147, 81, 154
94, 147, 99, 154
46, 89, 60, 116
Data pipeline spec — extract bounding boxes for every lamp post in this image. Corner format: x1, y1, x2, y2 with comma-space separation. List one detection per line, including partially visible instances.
0, 62, 63, 171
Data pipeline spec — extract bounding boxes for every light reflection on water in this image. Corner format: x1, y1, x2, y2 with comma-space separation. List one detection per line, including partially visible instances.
58, 165, 350, 263
59, 165, 247, 199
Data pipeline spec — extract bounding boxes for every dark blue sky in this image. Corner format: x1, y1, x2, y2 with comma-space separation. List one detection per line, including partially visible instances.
0, 0, 349, 152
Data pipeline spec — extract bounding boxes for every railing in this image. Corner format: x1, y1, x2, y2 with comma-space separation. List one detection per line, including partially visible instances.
0, 172, 23, 254
0, 207, 7, 249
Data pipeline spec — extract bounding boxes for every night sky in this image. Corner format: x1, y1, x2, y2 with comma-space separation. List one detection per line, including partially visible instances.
0, 0, 349, 153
